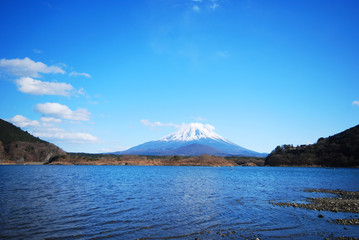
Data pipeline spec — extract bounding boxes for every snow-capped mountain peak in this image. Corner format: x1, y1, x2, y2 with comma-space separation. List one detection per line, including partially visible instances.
115, 122, 267, 157
160, 123, 229, 142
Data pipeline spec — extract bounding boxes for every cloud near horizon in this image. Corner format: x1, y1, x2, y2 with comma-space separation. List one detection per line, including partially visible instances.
10, 115, 63, 128
36, 102, 91, 121
32, 127, 98, 143
353, 101, 359, 106
0, 57, 65, 78
9, 115, 40, 128
9, 114, 97, 144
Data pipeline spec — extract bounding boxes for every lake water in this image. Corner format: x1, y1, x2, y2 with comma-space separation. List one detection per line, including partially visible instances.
0, 166, 358, 239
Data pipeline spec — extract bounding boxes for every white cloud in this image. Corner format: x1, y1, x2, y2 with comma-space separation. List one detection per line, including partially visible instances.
36, 102, 91, 121
0, 57, 83, 97
16, 77, 74, 96
9, 115, 40, 128
353, 101, 359, 106
8, 114, 97, 143
193, 0, 202, 2
0, 57, 65, 78
140, 119, 179, 128
69, 71, 92, 78
40, 117, 62, 123
193, 5, 200, 12
32, 127, 98, 143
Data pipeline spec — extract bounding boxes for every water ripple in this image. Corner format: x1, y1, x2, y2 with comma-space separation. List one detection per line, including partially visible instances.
0, 165, 358, 239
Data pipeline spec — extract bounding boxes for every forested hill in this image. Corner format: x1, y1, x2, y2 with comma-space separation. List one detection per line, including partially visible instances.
0, 118, 66, 162
0, 119, 45, 144
265, 124, 359, 167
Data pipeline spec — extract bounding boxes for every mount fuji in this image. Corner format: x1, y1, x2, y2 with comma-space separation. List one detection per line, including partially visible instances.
114, 123, 267, 157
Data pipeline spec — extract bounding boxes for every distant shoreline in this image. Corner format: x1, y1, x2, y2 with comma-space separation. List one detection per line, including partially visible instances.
1, 153, 358, 168
1, 161, 358, 168
0, 161, 46, 165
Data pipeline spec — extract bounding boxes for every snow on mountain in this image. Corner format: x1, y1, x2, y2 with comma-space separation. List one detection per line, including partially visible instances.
161, 123, 230, 142
115, 123, 267, 157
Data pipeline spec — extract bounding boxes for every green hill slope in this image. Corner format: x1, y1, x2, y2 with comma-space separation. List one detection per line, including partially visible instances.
265, 125, 359, 167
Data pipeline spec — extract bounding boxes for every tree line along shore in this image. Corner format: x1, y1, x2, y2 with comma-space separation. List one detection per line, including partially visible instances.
1, 153, 265, 167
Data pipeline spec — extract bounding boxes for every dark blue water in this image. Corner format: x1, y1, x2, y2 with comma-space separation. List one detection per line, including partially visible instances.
0, 166, 358, 239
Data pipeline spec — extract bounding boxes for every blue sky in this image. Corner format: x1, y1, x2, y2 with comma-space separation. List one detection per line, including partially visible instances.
0, 0, 358, 153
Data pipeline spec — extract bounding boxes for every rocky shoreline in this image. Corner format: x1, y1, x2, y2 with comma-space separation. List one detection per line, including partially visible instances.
272, 189, 359, 215
271, 189, 359, 239
332, 218, 359, 225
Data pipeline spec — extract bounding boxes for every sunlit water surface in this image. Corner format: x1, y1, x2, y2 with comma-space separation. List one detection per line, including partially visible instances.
0, 165, 358, 239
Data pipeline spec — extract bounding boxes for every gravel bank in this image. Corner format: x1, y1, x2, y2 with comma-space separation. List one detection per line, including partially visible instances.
272, 189, 359, 214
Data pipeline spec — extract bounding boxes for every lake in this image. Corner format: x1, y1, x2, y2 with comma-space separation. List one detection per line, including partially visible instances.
0, 165, 358, 239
